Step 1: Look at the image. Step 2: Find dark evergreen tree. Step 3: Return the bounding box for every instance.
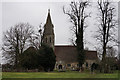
[20,47,38,69]
[37,44,56,72]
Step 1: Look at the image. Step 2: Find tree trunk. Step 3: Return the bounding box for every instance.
[77,20,85,70]
[15,34,19,69]
[102,42,107,73]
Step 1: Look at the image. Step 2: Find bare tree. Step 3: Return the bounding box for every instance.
[29,23,43,50]
[95,0,117,72]
[63,1,90,70]
[2,23,34,68]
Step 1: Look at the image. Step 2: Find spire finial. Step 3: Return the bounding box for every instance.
[48,9,50,13]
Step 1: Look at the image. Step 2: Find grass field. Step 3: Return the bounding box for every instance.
[2,71,118,78]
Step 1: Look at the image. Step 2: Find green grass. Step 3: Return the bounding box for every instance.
[2,71,119,78]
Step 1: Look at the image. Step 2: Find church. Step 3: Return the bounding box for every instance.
[42,9,98,70]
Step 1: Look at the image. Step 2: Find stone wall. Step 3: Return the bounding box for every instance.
[55,59,98,71]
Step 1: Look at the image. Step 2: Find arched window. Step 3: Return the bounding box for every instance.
[46,37,47,43]
[50,37,51,43]
[86,62,88,68]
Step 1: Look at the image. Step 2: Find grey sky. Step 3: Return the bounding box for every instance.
[2,2,101,51]
[2,1,119,49]
[2,2,71,44]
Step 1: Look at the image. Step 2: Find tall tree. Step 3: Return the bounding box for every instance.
[63,1,90,70]
[96,0,117,72]
[2,23,34,68]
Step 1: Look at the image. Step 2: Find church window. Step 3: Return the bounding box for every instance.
[86,62,88,68]
[50,37,51,43]
[46,38,47,43]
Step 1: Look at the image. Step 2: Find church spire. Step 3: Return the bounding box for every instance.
[48,9,50,13]
[43,9,54,35]
[43,9,55,49]
[46,9,52,25]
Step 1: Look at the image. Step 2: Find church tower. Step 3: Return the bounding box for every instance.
[43,9,55,49]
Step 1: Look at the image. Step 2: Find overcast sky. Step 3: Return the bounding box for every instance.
[2,1,98,49]
[0,0,119,63]
[1,1,118,48]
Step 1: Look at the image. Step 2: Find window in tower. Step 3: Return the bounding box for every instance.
[46,37,47,43]
[50,37,51,43]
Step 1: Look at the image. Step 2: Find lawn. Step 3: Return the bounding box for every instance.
[2,71,118,78]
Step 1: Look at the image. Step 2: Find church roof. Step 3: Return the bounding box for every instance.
[55,45,98,64]
[43,9,54,35]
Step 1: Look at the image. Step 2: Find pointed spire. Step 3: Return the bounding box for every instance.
[46,9,52,24]
[43,9,54,49]
[48,9,50,13]
[43,9,54,35]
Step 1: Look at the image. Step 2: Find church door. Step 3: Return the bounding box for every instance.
[58,64,62,69]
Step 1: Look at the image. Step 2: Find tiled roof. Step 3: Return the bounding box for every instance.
[55,45,98,63]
